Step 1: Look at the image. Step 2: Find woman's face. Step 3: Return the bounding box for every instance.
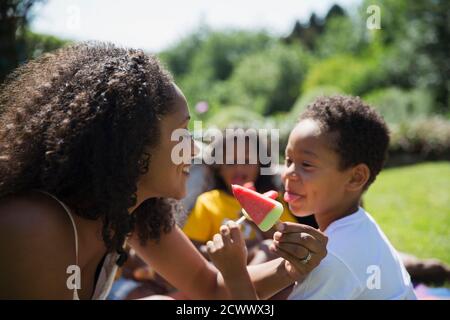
[137,84,196,200]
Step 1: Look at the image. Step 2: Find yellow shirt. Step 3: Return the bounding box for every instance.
[183,189,297,243]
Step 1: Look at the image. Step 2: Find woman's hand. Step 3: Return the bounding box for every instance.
[206,221,257,299]
[270,222,328,281]
[206,221,248,277]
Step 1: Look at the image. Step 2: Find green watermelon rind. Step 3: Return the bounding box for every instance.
[232,185,278,224]
[257,201,284,231]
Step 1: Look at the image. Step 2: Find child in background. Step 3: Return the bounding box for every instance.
[208,96,417,300]
[182,130,297,264]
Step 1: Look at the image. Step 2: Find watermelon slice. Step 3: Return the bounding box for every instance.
[242,181,278,200]
[231,184,283,232]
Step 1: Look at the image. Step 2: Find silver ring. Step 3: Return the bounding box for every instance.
[300,250,312,265]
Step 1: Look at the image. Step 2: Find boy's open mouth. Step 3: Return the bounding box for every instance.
[284,191,306,203]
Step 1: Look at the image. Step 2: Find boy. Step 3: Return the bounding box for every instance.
[208,95,417,300]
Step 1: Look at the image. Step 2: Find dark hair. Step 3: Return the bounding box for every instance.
[299,95,390,189]
[206,129,280,194]
[0,42,179,259]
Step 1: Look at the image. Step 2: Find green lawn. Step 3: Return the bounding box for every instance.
[364,162,450,265]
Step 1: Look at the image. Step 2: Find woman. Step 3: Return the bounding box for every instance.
[0,42,327,299]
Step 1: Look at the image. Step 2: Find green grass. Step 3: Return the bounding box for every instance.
[364,162,450,265]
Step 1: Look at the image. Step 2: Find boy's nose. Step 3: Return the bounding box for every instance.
[282,165,300,181]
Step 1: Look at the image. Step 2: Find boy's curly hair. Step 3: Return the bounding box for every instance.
[300,95,390,189]
[0,42,180,259]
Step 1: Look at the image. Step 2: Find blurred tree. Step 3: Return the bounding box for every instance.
[161,29,273,109]
[188,30,273,82]
[302,54,384,96]
[315,15,367,58]
[290,85,345,117]
[0,0,45,81]
[159,27,207,78]
[284,4,345,50]
[361,0,449,111]
[205,106,264,129]
[226,43,311,115]
[325,4,345,20]
[23,28,69,59]
[364,87,434,124]
[284,14,325,50]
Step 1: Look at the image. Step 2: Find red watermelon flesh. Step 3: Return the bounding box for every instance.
[231,184,279,225]
[263,190,279,200]
[242,181,278,200]
[243,181,256,191]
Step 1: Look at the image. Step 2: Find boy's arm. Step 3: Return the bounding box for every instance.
[251,222,328,299]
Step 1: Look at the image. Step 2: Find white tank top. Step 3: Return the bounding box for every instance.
[37,190,123,300]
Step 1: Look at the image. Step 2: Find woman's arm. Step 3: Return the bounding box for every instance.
[206,222,257,300]
[129,222,327,300]
[129,225,229,299]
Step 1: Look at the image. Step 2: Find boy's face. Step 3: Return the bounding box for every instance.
[282,119,353,217]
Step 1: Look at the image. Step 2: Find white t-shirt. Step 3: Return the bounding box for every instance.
[288,207,417,300]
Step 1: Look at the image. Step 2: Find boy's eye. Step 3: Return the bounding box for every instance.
[285,158,293,166]
[302,161,313,168]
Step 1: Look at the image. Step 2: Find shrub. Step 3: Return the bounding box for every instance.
[364,87,434,124]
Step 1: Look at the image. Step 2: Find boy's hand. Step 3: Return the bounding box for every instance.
[206,221,248,277]
[270,222,328,280]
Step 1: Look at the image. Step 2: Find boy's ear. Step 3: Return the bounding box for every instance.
[346,164,370,192]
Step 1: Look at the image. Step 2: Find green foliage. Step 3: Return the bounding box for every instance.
[23,29,70,60]
[188,30,273,82]
[159,31,205,77]
[301,54,383,96]
[315,15,366,58]
[361,0,449,111]
[290,85,345,117]
[204,106,264,129]
[389,116,450,157]
[160,29,274,109]
[225,43,311,115]
[364,87,434,124]
[157,0,448,118]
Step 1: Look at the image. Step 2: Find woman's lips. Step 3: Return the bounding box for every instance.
[284,191,305,203]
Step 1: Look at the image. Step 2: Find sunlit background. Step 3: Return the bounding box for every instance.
[1,0,449,279]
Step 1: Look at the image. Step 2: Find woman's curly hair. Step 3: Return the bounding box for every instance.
[0,42,180,260]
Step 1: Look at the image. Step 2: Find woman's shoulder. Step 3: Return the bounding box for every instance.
[0,191,74,237]
[0,191,77,263]
[0,191,79,298]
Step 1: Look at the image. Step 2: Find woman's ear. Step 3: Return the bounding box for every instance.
[346,164,370,192]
